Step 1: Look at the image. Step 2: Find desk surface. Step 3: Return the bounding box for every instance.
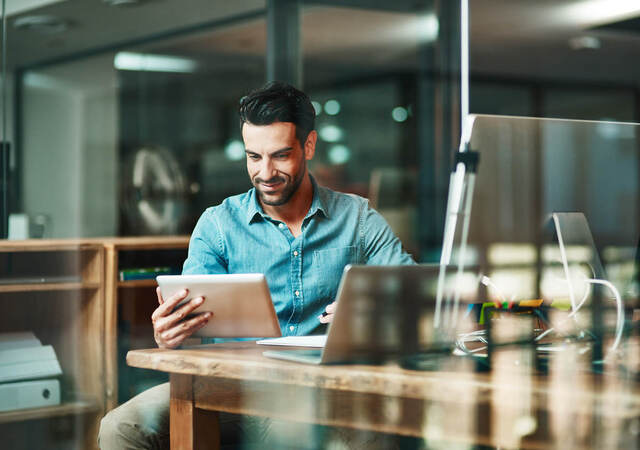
[128,342,511,402]
[127,341,637,401]
[127,341,640,449]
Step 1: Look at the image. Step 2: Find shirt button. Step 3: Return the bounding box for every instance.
[289,326,295,332]
[295,290,300,297]
[278,223,285,229]
[293,250,299,257]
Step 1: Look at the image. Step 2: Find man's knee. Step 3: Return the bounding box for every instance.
[97,383,170,450]
[98,407,130,449]
[99,406,166,449]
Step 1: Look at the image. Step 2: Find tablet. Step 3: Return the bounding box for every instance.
[156,274,281,338]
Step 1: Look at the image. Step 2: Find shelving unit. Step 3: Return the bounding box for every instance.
[0,282,101,293]
[0,236,190,447]
[101,236,189,408]
[116,279,160,288]
[0,240,105,450]
[0,400,100,424]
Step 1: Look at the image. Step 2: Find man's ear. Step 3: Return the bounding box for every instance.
[304,130,317,160]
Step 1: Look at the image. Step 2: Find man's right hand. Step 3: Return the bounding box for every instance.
[152,287,212,349]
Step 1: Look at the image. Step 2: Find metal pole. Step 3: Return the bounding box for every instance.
[266,0,301,88]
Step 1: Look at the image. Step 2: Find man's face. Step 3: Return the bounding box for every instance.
[242,121,315,207]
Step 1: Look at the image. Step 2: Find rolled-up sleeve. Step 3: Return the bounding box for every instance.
[361,201,416,266]
[182,208,229,275]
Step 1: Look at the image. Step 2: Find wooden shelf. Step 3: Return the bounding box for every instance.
[0,282,101,293]
[0,400,101,424]
[102,236,190,250]
[117,279,158,288]
[0,240,101,252]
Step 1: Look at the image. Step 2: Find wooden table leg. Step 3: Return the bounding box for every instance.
[170,374,220,450]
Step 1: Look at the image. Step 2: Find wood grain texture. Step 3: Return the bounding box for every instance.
[0,238,189,448]
[129,341,640,448]
[94,236,190,250]
[171,374,220,450]
[0,282,100,293]
[0,236,189,252]
[127,342,640,408]
[117,279,161,288]
[104,245,118,411]
[0,240,100,252]
[0,243,106,450]
[128,342,503,400]
[103,236,189,409]
[0,400,101,424]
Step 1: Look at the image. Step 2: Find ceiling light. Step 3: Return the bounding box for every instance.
[114,52,198,73]
[224,140,245,161]
[103,0,145,6]
[391,107,408,123]
[559,1,640,26]
[387,13,439,44]
[318,125,344,142]
[13,15,70,34]
[324,100,341,116]
[328,145,351,165]
[416,13,439,42]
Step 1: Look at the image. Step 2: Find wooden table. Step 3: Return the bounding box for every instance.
[127,341,640,450]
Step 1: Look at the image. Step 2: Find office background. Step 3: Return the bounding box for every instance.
[1,0,640,448]
[3,0,639,257]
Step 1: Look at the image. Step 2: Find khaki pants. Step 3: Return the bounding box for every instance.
[98,382,414,450]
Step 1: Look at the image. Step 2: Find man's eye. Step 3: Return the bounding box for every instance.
[275,153,289,159]
[248,154,260,161]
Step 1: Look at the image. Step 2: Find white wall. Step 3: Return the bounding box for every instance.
[22,55,118,238]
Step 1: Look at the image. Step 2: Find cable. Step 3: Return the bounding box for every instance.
[534,274,624,360]
[480,275,506,304]
[589,278,624,359]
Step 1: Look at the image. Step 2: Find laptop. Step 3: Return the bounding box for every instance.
[262,264,447,364]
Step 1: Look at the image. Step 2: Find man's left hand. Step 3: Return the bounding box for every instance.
[318,301,336,323]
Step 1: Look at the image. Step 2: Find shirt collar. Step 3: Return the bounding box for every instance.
[306,174,330,220]
[246,188,264,224]
[245,173,329,225]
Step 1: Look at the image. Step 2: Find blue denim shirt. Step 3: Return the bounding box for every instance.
[183,176,415,339]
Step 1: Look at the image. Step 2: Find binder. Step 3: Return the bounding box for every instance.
[0,378,61,412]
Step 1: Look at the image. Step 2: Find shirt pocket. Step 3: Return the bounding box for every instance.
[312,246,358,301]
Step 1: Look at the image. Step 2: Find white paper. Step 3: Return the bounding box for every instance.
[256,335,327,348]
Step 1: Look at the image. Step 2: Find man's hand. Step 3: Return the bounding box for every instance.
[318,301,336,324]
[152,287,212,349]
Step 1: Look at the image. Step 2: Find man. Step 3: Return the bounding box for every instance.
[99,81,415,449]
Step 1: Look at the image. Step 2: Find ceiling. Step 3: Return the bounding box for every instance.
[5,0,640,86]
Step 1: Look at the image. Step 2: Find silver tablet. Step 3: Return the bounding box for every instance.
[156,274,281,338]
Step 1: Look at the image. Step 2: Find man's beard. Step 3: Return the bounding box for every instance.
[254,160,306,207]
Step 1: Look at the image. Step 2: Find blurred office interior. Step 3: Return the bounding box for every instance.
[1,0,640,448]
[2,0,638,256]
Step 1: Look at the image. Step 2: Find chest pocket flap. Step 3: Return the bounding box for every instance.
[312,246,358,300]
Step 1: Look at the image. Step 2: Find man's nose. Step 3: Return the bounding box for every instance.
[258,159,276,179]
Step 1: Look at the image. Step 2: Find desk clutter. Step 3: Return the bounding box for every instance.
[0,331,62,412]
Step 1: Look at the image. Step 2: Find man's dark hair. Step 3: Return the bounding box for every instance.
[239,81,315,146]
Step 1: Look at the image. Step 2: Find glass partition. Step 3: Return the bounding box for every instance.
[442,115,640,366]
[0,2,267,449]
[0,1,464,448]
[469,1,640,123]
[2,0,640,449]
[302,2,462,260]
[460,114,639,298]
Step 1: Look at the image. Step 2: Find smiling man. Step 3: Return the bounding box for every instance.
[99,81,415,449]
